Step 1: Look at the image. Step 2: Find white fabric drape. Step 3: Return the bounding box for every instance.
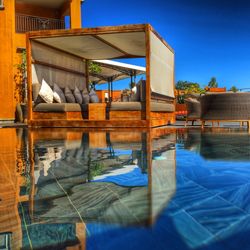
[31,41,86,90]
[150,31,174,98]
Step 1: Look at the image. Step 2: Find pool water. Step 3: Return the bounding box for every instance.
[0,127,249,250]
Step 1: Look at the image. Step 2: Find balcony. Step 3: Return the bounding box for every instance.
[16,14,65,33]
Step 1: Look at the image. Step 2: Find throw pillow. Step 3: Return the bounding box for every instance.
[64,87,76,103]
[89,89,99,103]
[130,84,140,101]
[82,88,90,104]
[38,79,54,103]
[74,86,83,104]
[53,83,66,103]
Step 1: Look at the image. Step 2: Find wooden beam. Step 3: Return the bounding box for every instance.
[26,33,33,122]
[85,59,89,91]
[27,24,147,39]
[92,35,129,57]
[32,40,86,60]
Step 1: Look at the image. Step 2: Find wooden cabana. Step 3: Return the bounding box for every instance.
[26,24,175,128]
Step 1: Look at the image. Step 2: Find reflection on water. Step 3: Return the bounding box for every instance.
[0,128,250,249]
[0,128,176,249]
[182,129,250,161]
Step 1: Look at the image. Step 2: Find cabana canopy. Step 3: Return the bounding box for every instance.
[28,24,174,97]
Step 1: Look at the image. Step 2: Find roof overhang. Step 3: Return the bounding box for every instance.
[16,0,68,8]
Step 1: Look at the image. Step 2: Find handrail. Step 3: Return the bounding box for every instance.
[16,13,65,33]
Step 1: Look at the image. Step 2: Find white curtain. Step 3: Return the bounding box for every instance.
[150,31,174,98]
[31,41,86,90]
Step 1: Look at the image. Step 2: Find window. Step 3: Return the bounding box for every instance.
[0,0,4,10]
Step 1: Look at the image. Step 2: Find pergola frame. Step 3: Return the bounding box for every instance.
[26,24,175,128]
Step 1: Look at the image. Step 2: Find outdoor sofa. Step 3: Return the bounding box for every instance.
[185,92,250,129]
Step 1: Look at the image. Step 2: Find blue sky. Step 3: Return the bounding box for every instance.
[81,0,250,90]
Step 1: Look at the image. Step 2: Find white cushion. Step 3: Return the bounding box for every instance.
[53,83,66,103]
[74,86,83,104]
[39,79,53,103]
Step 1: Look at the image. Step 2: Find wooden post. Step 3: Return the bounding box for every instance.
[145,25,151,127]
[85,59,89,91]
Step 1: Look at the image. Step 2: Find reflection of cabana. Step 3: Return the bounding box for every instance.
[27,24,175,128]
[27,128,176,228]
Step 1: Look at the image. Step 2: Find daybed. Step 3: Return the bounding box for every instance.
[26,24,176,128]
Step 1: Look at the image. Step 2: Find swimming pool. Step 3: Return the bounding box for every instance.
[0,127,249,249]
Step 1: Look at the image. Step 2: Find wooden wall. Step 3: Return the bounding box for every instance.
[70,0,82,28]
[0,0,82,121]
[0,0,15,121]
[15,2,61,19]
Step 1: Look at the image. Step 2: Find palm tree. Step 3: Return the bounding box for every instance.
[208,77,218,88]
[229,86,238,92]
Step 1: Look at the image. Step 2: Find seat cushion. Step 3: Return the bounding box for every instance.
[108,102,174,112]
[108,102,142,111]
[34,103,88,112]
[151,102,175,112]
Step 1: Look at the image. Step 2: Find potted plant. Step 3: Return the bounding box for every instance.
[14,50,27,123]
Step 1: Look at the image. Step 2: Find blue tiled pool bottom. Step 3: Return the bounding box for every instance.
[85,131,250,250]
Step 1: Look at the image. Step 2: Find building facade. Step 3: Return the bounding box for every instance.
[0,0,82,122]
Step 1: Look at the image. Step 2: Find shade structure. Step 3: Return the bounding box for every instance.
[27,24,176,128]
[90,60,146,84]
[28,24,174,96]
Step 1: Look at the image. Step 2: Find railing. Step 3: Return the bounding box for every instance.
[16,14,65,33]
